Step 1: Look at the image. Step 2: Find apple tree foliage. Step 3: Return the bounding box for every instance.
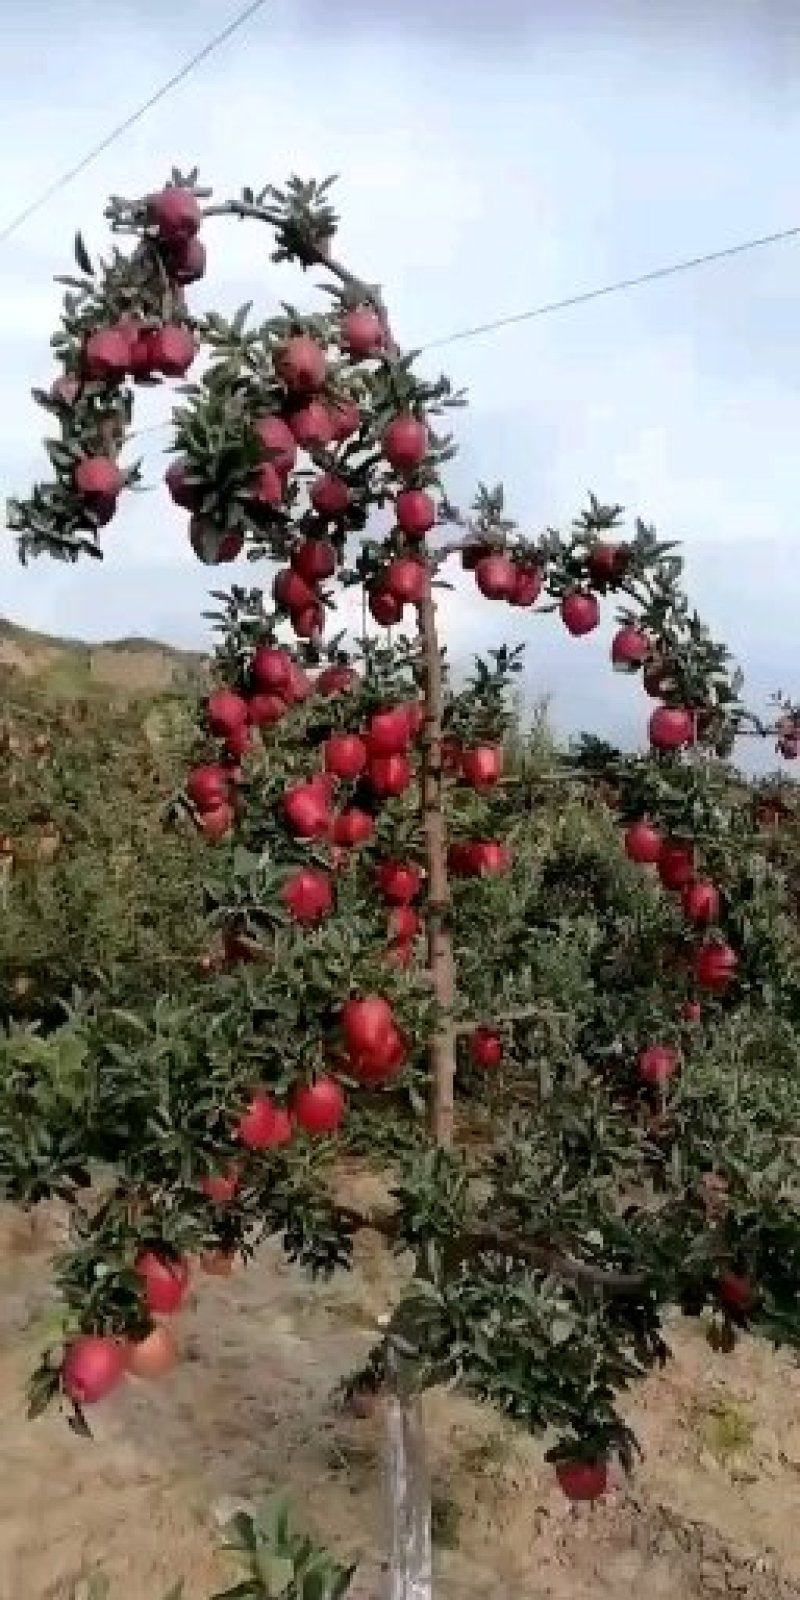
[3,169,800,1491]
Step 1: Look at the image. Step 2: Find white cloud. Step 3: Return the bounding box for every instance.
[0,4,798,753]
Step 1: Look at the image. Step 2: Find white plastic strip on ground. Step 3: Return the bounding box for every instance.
[386,1388,433,1600]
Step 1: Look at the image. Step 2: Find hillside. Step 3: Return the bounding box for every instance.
[0,616,207,701]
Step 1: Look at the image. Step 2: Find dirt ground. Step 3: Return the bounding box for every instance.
[1,1182,799,1600]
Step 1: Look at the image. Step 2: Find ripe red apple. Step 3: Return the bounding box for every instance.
[206,689,249,739]
[369,588,404,626]
[248,693,288,728]
[509,564,543,607]
[649,705,694,751]
[310,473,351,517]
[317,663,358,696]
[396,488,436,539]
[274,567,317,613]
[342,306,385,359]
[147,186,201,241]
[611,625,649,672]
[471,840,512,875]
[198,801,235,841]
[292,1076,345,1135]
[401,700,425,739]
[249,461,284,513]
[460,745,503,790]
[200,1168,239,1205]
[624,820,662,865]
[189,518,244,565]
[638,1044,679,1086]
[83,326,131,382]
[324,733,367,780]
[164,234,206,285]
[342,996,395,1057]
[135,1251,190,1316]
[389,906,422,940]
[285,659,312,704]
[62,1335,126,1406]
[282,866,334,925]
[126,1323,178,1380]
[682,879,720,925]
[376,860,422,904]
[187,763,230,811]
[277,334,326,393]
[287,399,333,449]
[369,752,413,795]
[382,414,428,472]
[469,1027,503,1069]
[657,840,695,891]
[718,1270,756,1316]
[236,1091,293,1149]
[328,397,361,440]
[251,645,291,695]
[778,734,799,760]
[254,414,298,474]
[347,1024,407,1084]
[587,542,630,586]
[368,707,412,757]
[225,716,251,758]
[74,456,123,499]
[555,1459,608,1503]
[475,553,516,601]
[283,782,331,839]
[148,325,196,377]
[291,602,324,640]
[681,1000,702,1023]
[560,591,600,636]
[292,537,336,585]
[126,328,157,381]
[693,940,738,992]
[384,940,414,969]
[332,808,375,847]
[165,458,202,510]
[385,557,429,606]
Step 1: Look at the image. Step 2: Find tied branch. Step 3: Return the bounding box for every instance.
[202,200,389,318]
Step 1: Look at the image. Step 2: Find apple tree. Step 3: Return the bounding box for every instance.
[4,170,800,1510]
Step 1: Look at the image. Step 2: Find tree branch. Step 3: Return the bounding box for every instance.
[452,1002,569,1037]
[335,1203,648,1296]
[418,586,458,1148]
[202,201,386,310]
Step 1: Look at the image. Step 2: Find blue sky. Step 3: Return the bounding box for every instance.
[0,0,798,765]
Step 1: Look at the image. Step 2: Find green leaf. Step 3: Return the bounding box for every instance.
[255,1553,295,1596]
[74,231,94,275]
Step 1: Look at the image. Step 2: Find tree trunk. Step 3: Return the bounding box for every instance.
[418,587,457,1148]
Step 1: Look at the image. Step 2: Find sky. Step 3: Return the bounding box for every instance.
[0,0,798,767]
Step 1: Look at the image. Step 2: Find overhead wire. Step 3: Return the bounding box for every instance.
[421,221,800,351]
[123,217,800,448]
[0,1,798,440]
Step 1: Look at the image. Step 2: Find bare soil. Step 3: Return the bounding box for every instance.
[1,1185,799,1600]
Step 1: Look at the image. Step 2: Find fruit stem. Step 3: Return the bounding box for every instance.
[418,586,457,1148]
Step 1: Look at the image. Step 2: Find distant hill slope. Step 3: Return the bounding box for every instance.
[0,617,207,701]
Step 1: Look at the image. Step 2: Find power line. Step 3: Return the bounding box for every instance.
[125,215,800,448]
[0,0,269,248]
[420,221,800,351]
